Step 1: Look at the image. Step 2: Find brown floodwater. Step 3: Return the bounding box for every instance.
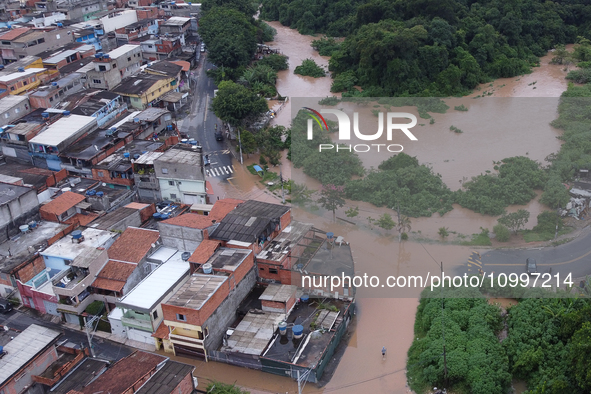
[202,23,573,394]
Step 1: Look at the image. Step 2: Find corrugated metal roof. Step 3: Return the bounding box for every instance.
[117,251,189,311]
[0,324,61,385]
[29,114,96,146]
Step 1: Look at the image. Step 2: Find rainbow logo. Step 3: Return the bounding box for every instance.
[303,107,328,131]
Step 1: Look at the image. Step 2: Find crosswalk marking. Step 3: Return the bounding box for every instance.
[467,251,483,272]
[206,165,235,178]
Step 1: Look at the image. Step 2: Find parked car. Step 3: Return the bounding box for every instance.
[0,298,13,314]
[200,43,206,52]
[203,154,210,166]
[526,258,538,275]
[215,131,224,141]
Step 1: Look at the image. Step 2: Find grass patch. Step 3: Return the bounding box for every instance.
[521,227,573,243]
[461,228,492,246]
[454,104,468,111]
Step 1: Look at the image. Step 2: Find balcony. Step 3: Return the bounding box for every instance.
[56,292,94,315]
[169,333,204,348]
[121,316,153,332]
[52,268,92,298]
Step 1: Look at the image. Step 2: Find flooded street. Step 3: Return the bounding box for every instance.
[207,21,573,394]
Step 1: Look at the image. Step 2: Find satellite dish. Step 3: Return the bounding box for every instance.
[151,243,156,248]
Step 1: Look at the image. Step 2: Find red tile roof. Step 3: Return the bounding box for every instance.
[125,202,150,210]
[64,212,99,226]
[40,192,86,216]
[209,198,243,220]
[152,322,169,339]
[107,227,160,263]
[81,351,167,394]
[161,213,217,229]
[0,27,30,41]
[170,60,190,72]
[187,239,220,265]
[92,260,136,292]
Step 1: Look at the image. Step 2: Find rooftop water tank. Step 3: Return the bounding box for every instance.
[301,295,309,303]
[86,189,96,196]
[327,232,334,239]
[19,225,29,234]
[63,111,70,116]
[52,82,58,86]
[29,221,37,229]
[181,252,191,261]
[72,230,83,239]
[190,140,197,145]
[181,139,188,143]
[133,118,140,123]
[61,187,71,192]
[96,191,104,197]
[160,213,169,220]
[278,322,287,336]
[0,65,4,70]
[153,212,161,219]
[123,152,130,158]
[292,325,304,339]
[18,67,25,72]
[202,263,212,274]
[57,23,63,27]
[133,154,140,160]
[167,125,173,130]
[41,112,49,118]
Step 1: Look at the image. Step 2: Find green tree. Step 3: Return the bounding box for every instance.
[569,322,591,392]
[201,0,256,16]
[551,45,570,65]
[211,81,268,127]
[290,182,314,206]
[345,206,359,218]
[237,129,257,155]
[205,381,250,394]
[540,176,570,209]
[493,223,510,242]
[376,213,395,230]
[198,7,257,69]
[318,184,346,221]
[396,215,412,242]
[497,209,530,233]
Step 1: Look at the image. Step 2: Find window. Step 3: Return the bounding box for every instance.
[97,171,104,177]
[93,79,101,84]
[56,34,60,39]
[31,77,35,82]
[203,327,209,338]
[153,310,158,319]
[3,113,8,119]
[98,65,106,71]
[161,168,168,174]
[49,97,54,102]
[23,81,27,86]
[168,180,174,186]
[128,57,131,61]
[170,193,177,199]
[1,41,10,45]
[38,38,45,44]
[14,108,19,114]
[259,267,265,271]
[10,87,14,91]
[19,55,25,59]
[176,313,186,321]
[269,268,278,274]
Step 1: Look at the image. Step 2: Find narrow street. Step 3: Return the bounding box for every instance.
[0,309,132,361]
[181,54,236,185]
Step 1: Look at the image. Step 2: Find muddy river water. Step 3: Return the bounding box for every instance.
[205,22,571,393]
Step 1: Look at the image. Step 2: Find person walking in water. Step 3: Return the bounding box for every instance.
[382,346,387,359]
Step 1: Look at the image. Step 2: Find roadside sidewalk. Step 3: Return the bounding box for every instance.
[62,322,155,352]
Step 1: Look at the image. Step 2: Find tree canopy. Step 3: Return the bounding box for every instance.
[261,0,591,96]
[211,81,269,127]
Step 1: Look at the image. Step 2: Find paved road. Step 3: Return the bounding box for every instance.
[453,226,591,285]
[0,309,132,361]
[181,54,235,183]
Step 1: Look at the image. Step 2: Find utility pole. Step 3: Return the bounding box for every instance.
[84,315,98,358]
[280,164,285,204]
[297,370,302,394]
[237,127,243,165]
[441,261,448,389]
[396,203,402,242]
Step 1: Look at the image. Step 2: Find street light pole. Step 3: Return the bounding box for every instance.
[280,164,285,204]
[237,127,243,165]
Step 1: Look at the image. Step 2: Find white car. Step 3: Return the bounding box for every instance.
[200,43,205,52]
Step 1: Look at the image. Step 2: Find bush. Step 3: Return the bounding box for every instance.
[311,36,341,56]
[331,70,357,92]
[257,54,288,71]
[566,68,591,84]
[533,211,563,233]
[259,155,267,166]
[401,232,408,240]
[438,227,449,238]
[85,301,105,316]
[318,96,340,105]
[493,224,510,242]
[294,59,326,77]
[454,104,468,111]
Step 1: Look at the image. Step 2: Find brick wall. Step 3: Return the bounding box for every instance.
[227,251,253,287]
[46,169,68,188]
[162,280,230,327]
[91,168,134,187]
[138,203,156,223]
[15,255,45,283]
[171,369,194,394]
